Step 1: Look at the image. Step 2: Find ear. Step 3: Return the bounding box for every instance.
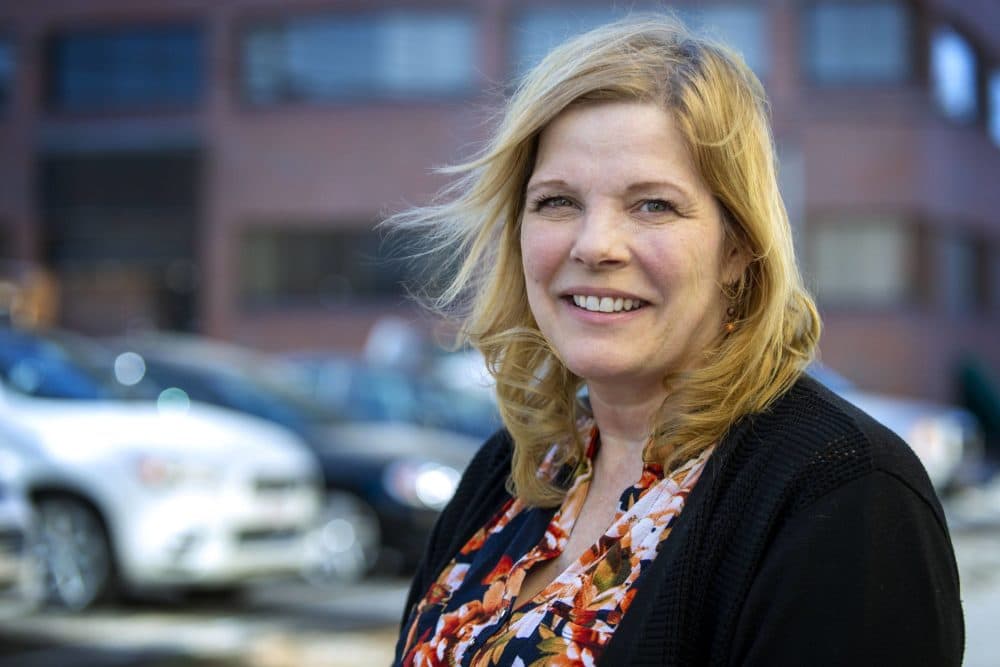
[714,199,751,285]
[720,235,750,286]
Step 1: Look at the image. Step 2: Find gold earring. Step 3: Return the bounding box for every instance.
[724,306,736,334]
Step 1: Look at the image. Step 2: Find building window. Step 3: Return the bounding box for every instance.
[40,150,199,265]
[679,6,767,75]
[931,26,979,122]
[0,35,12,111]
[46,25,203,112]
[939,234,984,314]
[804,1,912,84]
[242,11,476,104]
[240,226,415,307]
[510,7,633,75]
[987,70,1000,146]
[510,5,766,77]
[809,216,914,306]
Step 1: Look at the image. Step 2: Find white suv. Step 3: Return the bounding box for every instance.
[0,328,322,609]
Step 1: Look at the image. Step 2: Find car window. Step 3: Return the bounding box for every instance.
[138,352,340,436]
[0,332,109,399]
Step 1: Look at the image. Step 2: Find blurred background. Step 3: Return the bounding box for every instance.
[0,0,998,665]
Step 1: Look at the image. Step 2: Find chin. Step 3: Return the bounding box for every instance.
[561,355,646,385]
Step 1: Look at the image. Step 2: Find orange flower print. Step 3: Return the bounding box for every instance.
[461,499,518,555]
[483,554,514,584]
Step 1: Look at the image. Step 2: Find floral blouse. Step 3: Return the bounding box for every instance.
[398,421,713,667]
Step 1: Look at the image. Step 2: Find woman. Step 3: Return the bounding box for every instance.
[390,16,963,666]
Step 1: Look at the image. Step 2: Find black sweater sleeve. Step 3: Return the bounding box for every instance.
[730,470,964,667]
[393,430,514,664]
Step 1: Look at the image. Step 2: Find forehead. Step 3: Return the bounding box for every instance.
[530,101,703,191]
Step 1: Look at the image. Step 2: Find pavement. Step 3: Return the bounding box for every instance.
[944,478,1000,667]
[0,578,408,667]
[950,522,1000,667]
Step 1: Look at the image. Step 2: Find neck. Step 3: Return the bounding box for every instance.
[586,379,668,459]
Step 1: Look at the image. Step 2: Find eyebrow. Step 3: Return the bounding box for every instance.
[524,178,695,199]
[524,178,572,196]
[623,180,695,199]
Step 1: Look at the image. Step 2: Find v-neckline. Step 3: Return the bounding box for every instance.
[509,428,680,614]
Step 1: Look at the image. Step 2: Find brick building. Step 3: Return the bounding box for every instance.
[0,0,998,401]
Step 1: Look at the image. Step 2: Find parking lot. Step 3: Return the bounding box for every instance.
[1,509,999,667]
[0,577,408,667]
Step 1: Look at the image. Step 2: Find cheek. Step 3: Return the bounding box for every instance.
[673,241,728,319]
[520,222,565,286]
[652,227,726,287]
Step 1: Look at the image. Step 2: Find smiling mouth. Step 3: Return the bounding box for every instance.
[568,294,647,313]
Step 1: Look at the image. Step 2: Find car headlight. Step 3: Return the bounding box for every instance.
[133,454,219,489]
[906,416,965,489]
[383,460,461,511]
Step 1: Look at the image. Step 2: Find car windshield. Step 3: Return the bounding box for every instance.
[0,329,123,400]
[286,355,501,439]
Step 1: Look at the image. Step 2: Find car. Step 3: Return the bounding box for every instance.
[810,365,983,491]
[0,478,29,597]
[282,352,502,441]
[108,333,480,577]
[0,327,323,609]
[0,423,42,605]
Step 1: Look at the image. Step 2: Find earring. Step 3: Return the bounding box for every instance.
[724,306,736,334]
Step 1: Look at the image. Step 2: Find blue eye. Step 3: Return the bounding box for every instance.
[639,199,674,213]
[536,196,573,209]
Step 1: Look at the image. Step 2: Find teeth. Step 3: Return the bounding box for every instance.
[570,295,642,313]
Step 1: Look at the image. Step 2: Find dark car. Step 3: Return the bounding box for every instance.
[283,353,501,441]
[107,333,479,576]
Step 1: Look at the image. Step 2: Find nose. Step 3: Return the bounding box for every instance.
[569,207,629,269]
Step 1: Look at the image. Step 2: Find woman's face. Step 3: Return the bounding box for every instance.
[520,101,743,397]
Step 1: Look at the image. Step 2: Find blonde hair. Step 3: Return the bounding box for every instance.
[388,16,821,507]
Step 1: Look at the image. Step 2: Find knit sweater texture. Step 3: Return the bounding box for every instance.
[395,375,964,666]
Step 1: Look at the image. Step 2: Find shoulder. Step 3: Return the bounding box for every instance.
[460,428,514,491]
[431,428,514,547]
[714,376,962,662]
[720,373,946,526]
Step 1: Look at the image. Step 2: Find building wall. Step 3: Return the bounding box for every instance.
[0,0,998,400]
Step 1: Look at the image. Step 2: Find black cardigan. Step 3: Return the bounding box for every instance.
[395,375,964,666]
